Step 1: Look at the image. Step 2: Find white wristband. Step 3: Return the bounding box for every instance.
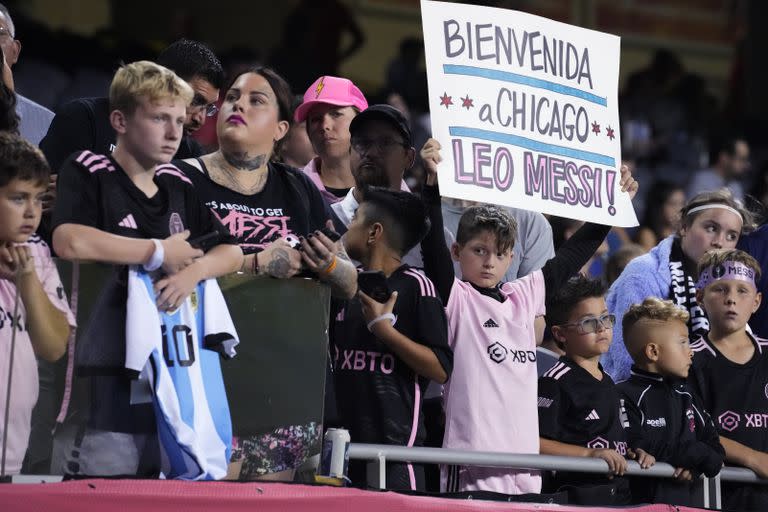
[143,239,164,271]
[367,313,396,333]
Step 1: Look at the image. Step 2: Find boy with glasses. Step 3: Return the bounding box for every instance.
[618,297,723,506]
[538,275,654,505]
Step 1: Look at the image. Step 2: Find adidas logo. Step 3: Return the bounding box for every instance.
[118,214,137,229]
[585,409,600,421]
[483,318,499,328]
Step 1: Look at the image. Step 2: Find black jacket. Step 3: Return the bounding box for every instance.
[617,366,724,505]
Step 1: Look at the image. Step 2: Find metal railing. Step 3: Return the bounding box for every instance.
[349,443,768,509]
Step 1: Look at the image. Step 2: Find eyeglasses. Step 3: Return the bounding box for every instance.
[190,94,219,117]
[351,137,408,154]
[558,314,616,334]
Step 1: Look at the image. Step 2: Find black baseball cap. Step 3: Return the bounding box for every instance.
[349,104,412,147]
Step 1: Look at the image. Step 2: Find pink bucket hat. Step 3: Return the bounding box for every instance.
[294,76,368,122]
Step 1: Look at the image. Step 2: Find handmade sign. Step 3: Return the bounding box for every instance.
[421,0,637,226]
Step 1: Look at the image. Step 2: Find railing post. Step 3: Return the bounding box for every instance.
[365,452,388,490]
[714,472,722,510]
[378,452,387,490]
[702,476,710,509]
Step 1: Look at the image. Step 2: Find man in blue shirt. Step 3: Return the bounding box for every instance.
[0,3,54,146]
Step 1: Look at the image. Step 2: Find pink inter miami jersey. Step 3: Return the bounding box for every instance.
[441,271,545,494]
[0,236,75,474]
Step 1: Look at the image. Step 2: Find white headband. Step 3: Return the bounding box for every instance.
[686,203,743,223]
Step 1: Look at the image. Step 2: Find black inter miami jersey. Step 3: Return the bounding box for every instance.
[690,334,768,511]
[689,334,768,453]
[538,357,629,453]
[53,150,233,243]
[51,150,234,438]
[538,357,630,502]
[331,264,452,489]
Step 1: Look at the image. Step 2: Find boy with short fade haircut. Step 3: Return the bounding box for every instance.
[538,275,655,506]
[689,249,768,511]
[417,139,639,497]
[333,186,452,491]
[51,61,242,477]
[0,132,75,475]
[618,297,724,506]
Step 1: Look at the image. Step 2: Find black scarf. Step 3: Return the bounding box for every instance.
[668,238,709,338]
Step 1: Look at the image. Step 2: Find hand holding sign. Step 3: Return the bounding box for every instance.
[420,138,443,186]
[421,0,637,226]
[618,163,639,201]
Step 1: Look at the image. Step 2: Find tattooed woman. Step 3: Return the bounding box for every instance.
[174,67,356,480]
[176,67,355,292]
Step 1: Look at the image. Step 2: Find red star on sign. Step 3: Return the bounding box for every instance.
[461,95,474,109]
[439,92,453,109]
[591,121,601,135]
[606,126,615,140]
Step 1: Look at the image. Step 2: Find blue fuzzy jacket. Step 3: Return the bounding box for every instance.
[603,236,676,382]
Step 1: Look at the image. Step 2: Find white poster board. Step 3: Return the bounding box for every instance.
[421,0,637,226]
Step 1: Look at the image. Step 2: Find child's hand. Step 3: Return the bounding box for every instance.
[420,138,442,186]
[358,290,398,336]
[0,242,34,281]
[589,448,628,476]
[672,467,694,481]
[154,263,202,312]
[628,447,655,469]
[619,163,639,200]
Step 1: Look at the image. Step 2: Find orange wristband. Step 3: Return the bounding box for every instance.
[322,255,338,274]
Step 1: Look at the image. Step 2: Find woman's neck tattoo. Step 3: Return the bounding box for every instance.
[223,151,267,171]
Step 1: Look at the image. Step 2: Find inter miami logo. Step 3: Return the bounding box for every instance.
[168,213,184,235]
[719,410,741,432]
[587,437,609,449]
[713,264,726,279]
[487,342,508,363]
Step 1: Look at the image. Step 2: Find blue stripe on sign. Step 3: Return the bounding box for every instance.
[449,126,616,167]
[443,64,607,107]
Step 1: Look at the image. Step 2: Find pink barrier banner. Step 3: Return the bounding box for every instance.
[0,480,708,512]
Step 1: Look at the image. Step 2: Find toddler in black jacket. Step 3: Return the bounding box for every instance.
[617,297,724,506]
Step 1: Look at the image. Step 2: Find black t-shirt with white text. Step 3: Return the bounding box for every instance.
[175,159,338,254]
